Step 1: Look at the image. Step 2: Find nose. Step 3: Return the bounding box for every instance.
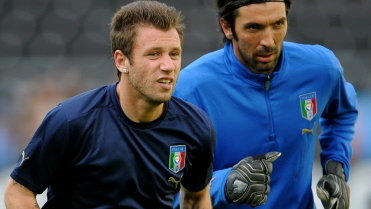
[160,55,176,72]
[259,28,275,48]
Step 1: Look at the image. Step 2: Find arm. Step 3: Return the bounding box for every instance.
[180,184,212,209]
[4,178,40,209]
[316,52,356,209]
[318,51,358,179]
[173,168,230,209]
[5,106,71,209]
[319,81,357,179]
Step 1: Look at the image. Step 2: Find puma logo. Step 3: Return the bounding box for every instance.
[19,151,30,166]
[301,128,313,134]
[168,177,181,188]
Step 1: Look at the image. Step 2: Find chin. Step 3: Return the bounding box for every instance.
[150,95,172,104]
[255,64,276,73]
[255,68,274,74]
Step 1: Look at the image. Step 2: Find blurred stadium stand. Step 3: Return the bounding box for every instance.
[0,0,370,208]
[0,0,369,87]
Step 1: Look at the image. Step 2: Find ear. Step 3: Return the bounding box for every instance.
[113,50,129,73]
[219,18,233,40]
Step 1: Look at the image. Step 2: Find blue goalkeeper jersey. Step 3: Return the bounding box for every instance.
[173,41,358,209]
[11,83,215,209]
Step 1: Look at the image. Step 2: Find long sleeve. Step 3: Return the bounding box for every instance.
[319,78,358,180]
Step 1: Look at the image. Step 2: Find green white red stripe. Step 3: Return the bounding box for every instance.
[299,92,317,120]
[169,145,186,173]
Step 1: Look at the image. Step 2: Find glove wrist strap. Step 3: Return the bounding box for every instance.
[325,160,345,180]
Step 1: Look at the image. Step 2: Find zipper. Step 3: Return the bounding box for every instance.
[264,74,275,141]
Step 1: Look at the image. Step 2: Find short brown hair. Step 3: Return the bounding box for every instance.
[110,1,185,78]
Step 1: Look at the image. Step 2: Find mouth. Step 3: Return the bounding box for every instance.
[256,53,274,63]
[158,78,172,84]
[157,78,173,90]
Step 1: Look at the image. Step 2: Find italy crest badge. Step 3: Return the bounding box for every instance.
[169,145,186,173]
[299,92,317,120]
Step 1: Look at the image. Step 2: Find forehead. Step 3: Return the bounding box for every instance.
[236,2,286,23]
[134,25,181,51]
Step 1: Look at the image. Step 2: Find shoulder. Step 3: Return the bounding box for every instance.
[283,42,344,76]
[167,97,216,148]
[284,42,341,68]
[169,97,214,130]
[285,42,334,56]
[57,84,113,121]
[175,48,225,98]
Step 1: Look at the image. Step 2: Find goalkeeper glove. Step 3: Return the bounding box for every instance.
[225,151,281,207]
[316,160,350,209]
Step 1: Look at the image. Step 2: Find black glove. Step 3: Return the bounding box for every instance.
[225,151,281,207]
[316,160,350,209]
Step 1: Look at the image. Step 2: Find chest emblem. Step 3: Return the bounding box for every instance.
[169,145,186,173]
[299,92,317,120]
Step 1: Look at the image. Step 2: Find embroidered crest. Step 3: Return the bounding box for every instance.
[299,92,317,120]
[169,145,186,173]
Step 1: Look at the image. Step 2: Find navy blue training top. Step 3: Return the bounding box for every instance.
[10,83,215,209]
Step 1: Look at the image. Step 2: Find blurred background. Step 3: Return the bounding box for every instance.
[0,0,370,208]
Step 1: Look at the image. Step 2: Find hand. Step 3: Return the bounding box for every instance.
[225,151,281,207]
[316,160,350,209]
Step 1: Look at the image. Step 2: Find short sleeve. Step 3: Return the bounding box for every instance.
[181,117,216,192]
[10,105,71,194]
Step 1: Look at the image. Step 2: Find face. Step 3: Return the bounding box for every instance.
[124,26,182,104]
[222,2,287,74]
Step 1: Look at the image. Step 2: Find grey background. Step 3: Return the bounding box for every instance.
[0,0,370,208]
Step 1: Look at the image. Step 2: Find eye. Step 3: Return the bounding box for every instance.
[273,19,286,28]
[149,51,160,56]
[170,51,181,59]
[147,51,161,59]
[245,23,261,31]
[275,21,283,27]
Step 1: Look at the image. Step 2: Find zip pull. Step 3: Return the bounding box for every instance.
[265,74,271,90]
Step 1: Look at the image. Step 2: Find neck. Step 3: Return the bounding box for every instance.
[116,82,164,123]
